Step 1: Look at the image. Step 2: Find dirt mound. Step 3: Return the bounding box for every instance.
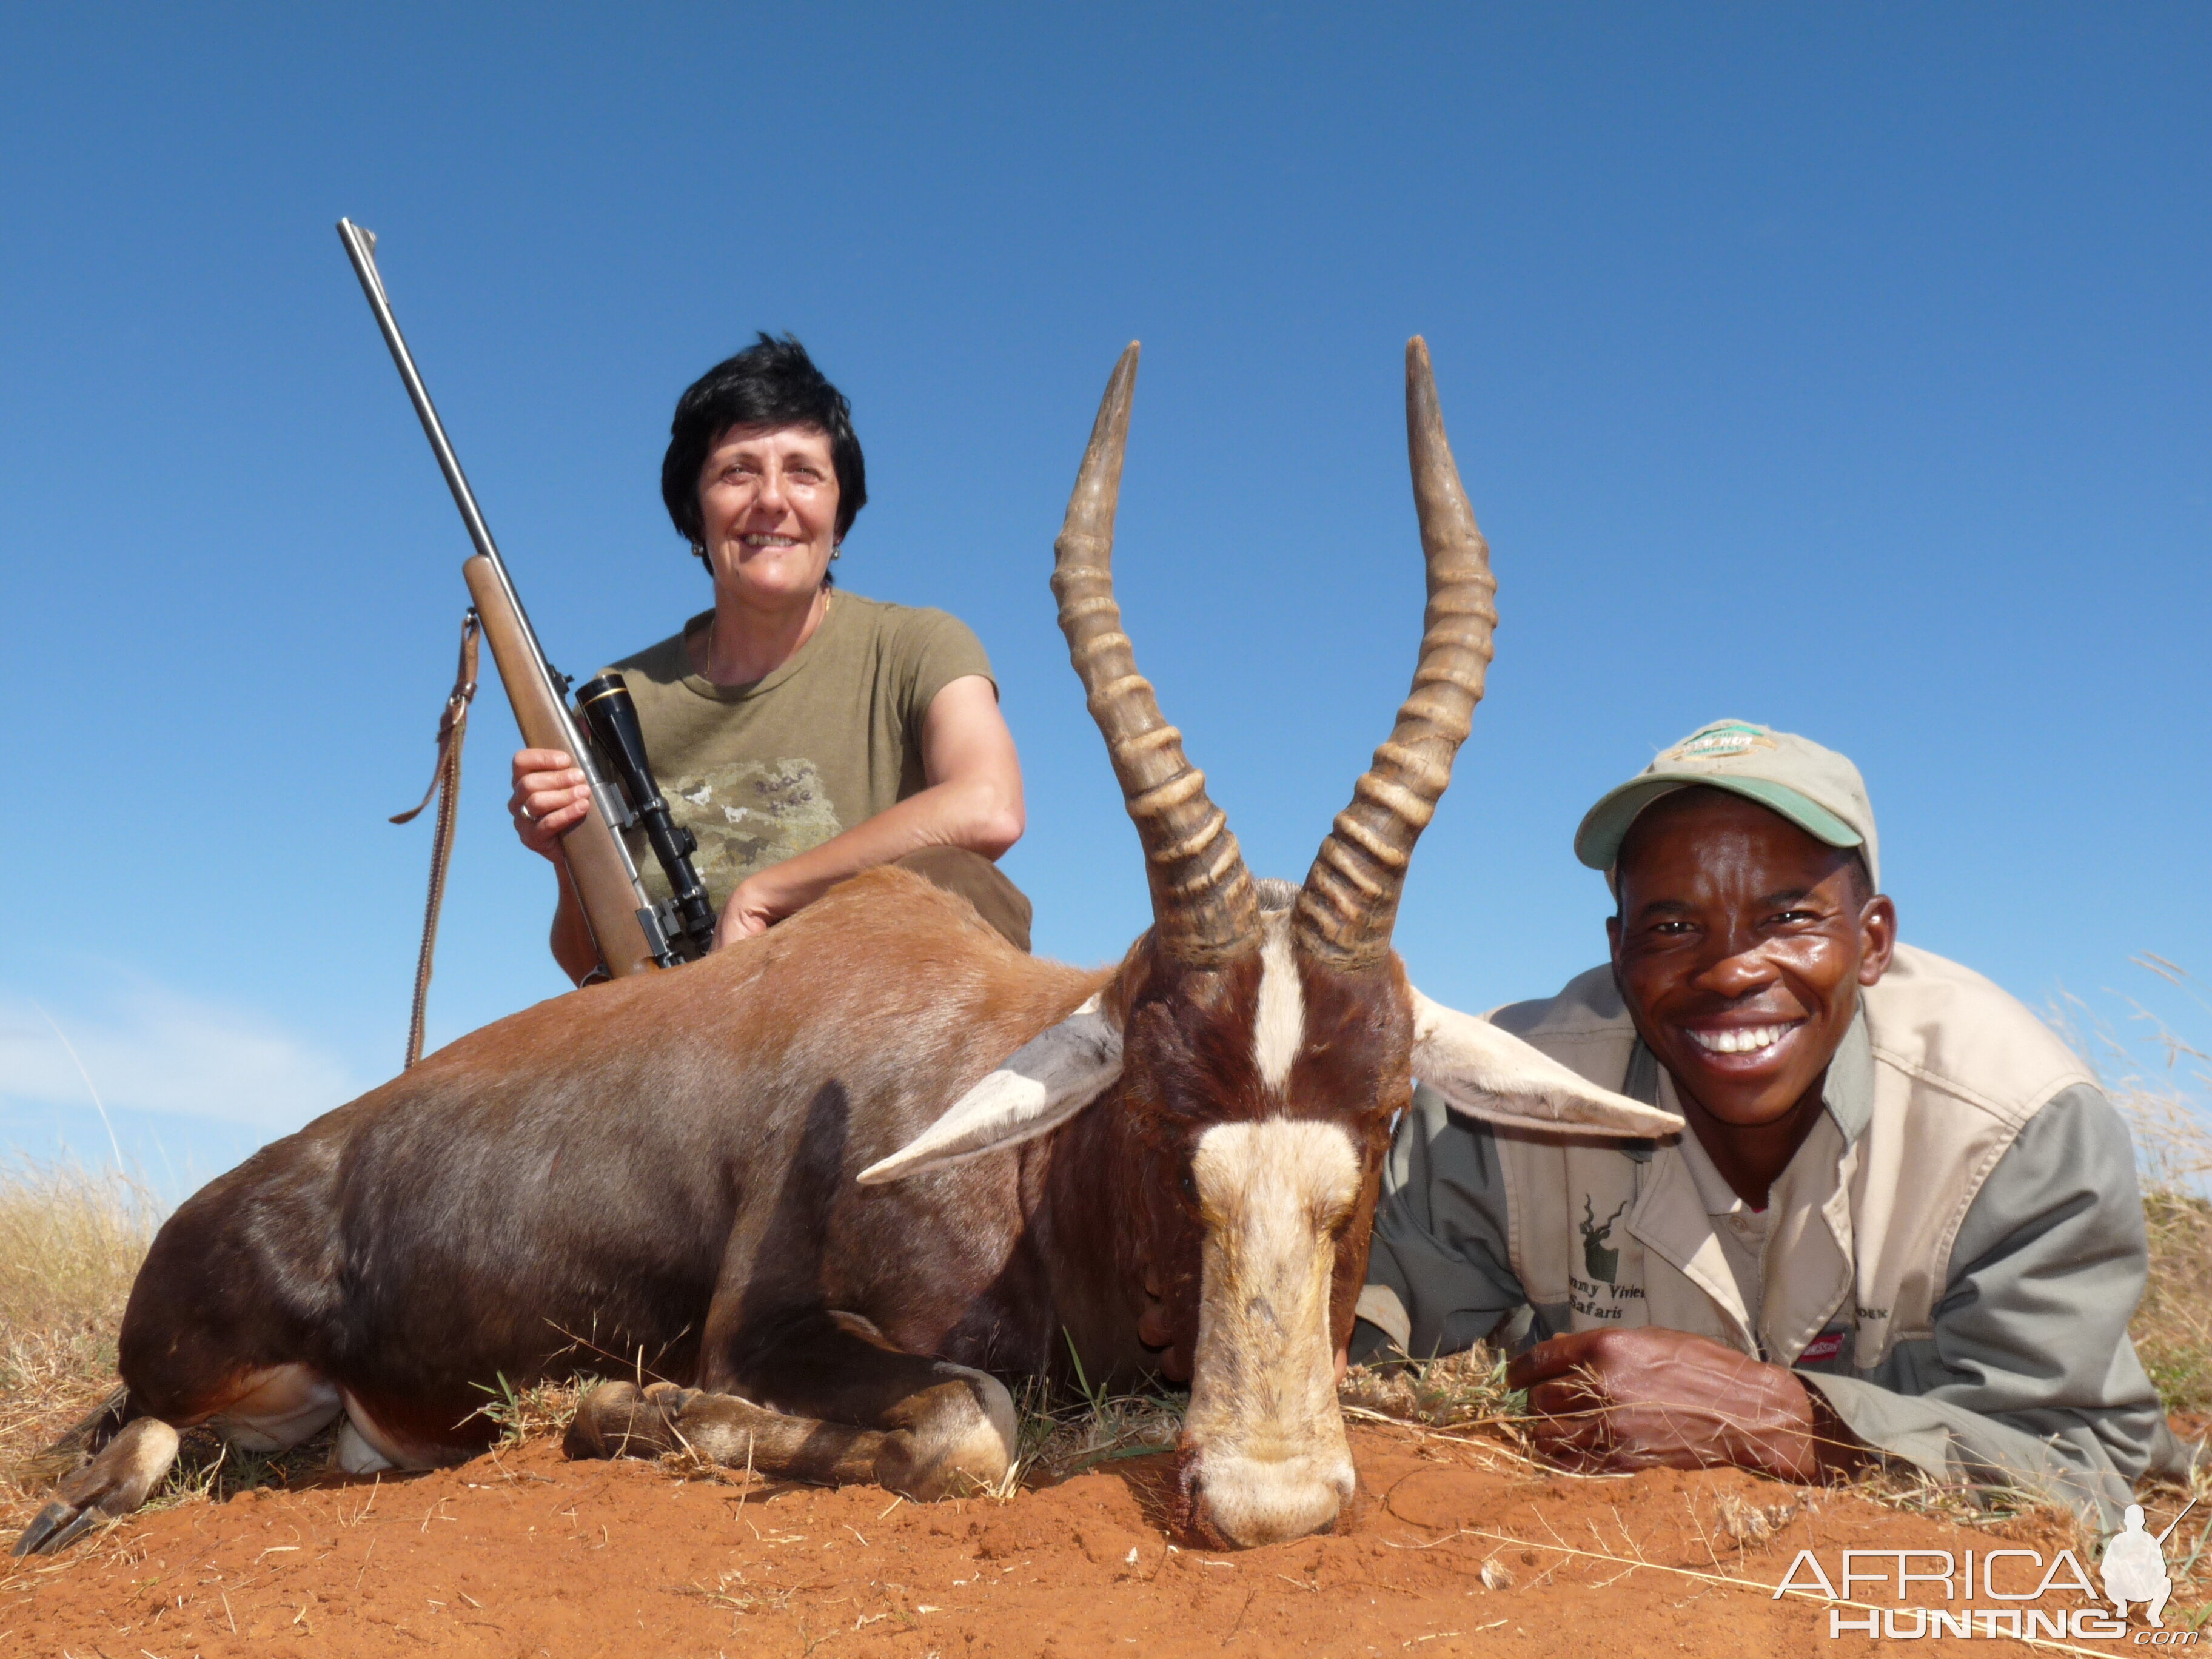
[3,1421,2140,1658]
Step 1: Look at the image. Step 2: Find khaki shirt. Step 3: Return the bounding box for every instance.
[1356,944,2191,1522]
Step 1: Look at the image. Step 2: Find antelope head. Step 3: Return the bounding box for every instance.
[863,341,1680,1547]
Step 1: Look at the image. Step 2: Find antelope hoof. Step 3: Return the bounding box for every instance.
[565,1380,702,1460]
[874,1373,1017,1500]
[12,1418,180,1555]
[566,1381,662,1460]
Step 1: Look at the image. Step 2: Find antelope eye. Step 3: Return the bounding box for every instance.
[1178,1168,1198,1204]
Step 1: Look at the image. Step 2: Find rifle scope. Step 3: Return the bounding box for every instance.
[575,674,718,959]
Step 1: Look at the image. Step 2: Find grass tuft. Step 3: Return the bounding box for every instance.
[1007,1366,1185,1494]
[464,1371,591,1449]
[1339,1343,1521,1429]
[0,1159,159,1509]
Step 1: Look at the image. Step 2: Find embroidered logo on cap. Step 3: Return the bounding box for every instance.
[1664,720,1775,762]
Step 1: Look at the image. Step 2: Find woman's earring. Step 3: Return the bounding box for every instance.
[831,544,842,561]
[689,542,706,560]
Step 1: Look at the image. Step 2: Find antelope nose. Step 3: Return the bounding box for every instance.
[1188,1449,1355,1547]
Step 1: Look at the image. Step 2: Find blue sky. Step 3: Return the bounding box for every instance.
[3,4,2207,1190]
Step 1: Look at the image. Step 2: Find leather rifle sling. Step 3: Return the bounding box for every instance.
[390,609,482,1068]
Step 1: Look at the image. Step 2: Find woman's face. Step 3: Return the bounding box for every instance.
[695,423,841,607]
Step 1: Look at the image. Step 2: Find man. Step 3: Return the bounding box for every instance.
[1354,719,2191,1522]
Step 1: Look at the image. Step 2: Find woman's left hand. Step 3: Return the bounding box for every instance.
[714,874,789,948]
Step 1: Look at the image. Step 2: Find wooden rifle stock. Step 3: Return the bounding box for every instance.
[464,556,661,979]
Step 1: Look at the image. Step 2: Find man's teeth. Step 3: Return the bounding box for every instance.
[1686,1024,1795,1056]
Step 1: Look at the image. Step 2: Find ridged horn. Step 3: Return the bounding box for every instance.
[1051,343,1261,965]
[1293,338,1497,969]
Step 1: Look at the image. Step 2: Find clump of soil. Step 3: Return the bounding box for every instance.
[5,1419,2183,1658]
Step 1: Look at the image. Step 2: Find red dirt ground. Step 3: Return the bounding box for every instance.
[7,1422,2182,1659]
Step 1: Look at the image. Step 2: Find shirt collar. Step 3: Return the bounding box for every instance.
[1820,999,1875,1143]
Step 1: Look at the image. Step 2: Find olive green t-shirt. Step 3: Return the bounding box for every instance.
[597,592,994,912]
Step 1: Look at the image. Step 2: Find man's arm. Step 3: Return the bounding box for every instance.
[1498,1090,2185,1512]
[1353,1083,1532,1361]
[1364,1073,2182,1515]
[1356,1085,1846,1478]
[1795,1083,2187,1523]
[714,674,1024,945]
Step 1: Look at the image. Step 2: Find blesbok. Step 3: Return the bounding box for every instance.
[16,340,1677,1558]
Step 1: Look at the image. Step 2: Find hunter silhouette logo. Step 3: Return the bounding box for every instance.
[1580,1195,1629,1282]
[2104,1498,2195,1628]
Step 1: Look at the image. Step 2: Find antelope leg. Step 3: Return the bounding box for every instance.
[13,1418,181,1557]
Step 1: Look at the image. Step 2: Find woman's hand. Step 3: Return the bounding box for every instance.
[714,872,792,947]
[509,748,591,859]
[1504,1327,1835,1481]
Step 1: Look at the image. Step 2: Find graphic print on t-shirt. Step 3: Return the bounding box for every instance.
[660,757,844,900]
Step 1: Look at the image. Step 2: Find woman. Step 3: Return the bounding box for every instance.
[508,335,1027,984]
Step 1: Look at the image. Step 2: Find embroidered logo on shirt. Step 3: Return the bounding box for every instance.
[1580,1195,1629,1283]
[1797,1327,1849,1365]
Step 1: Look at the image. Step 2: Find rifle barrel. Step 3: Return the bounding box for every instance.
[2155,1496,2199,1547]
[335,219,549,683]
[337,217,666,974]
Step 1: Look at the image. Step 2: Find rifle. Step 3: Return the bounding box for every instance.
[336,218,716,984]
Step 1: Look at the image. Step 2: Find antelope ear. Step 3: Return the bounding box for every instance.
[1409,988,1682,1138]
[857,993,1124,1184]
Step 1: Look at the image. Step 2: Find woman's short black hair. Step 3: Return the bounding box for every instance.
[660,333,867,561]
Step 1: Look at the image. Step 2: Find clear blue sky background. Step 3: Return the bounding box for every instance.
[3,4,2207,1192]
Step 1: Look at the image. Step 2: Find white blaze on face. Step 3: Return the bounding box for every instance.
[1250,911,1305,1092]
[1181,1118,1360,1547]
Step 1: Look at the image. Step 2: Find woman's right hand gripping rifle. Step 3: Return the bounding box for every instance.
[509,748,592,859]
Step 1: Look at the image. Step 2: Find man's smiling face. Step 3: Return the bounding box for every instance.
[1607,788,1895,1129]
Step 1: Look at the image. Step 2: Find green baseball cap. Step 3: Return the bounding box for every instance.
[1574,719,1880,889]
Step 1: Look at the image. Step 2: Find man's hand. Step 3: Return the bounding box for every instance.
[509,748,591,859]
[1505,1327,1837,1482]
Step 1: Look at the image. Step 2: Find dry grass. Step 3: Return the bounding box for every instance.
[2054,958,2212,1423]
[0,1161,158,1496]
[461,1371,590,1450]
[2139,1188,2212,1417]
[1008,1344,1185,1492]
[1339,1342,1520,1430]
